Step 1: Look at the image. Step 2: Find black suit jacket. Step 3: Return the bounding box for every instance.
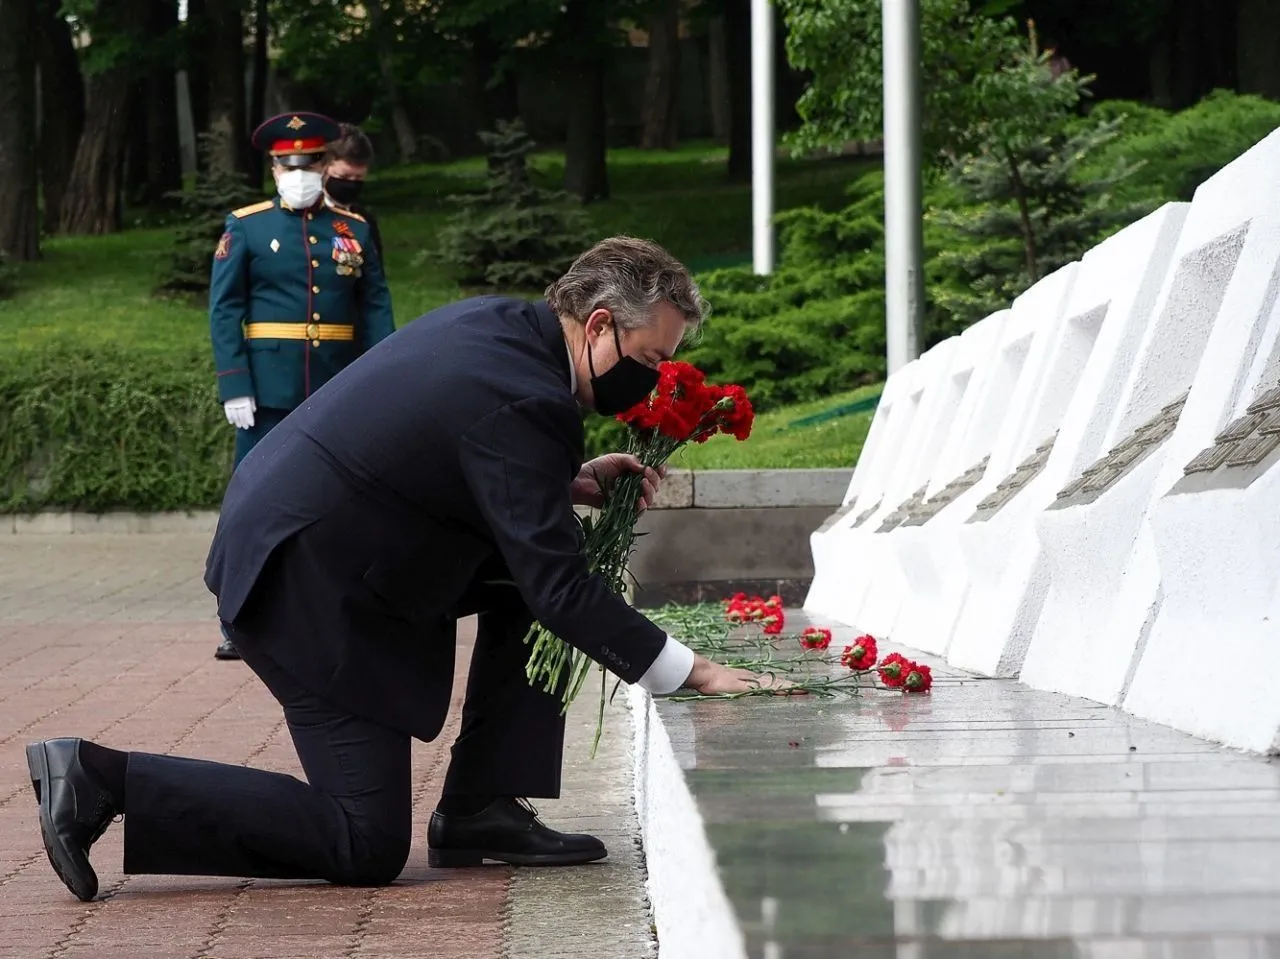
[205,296,668,741]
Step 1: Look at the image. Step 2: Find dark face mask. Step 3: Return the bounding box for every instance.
[587,323,660,415]
[325,176,364,206]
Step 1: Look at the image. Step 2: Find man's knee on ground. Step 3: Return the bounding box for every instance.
[332,830,411,886]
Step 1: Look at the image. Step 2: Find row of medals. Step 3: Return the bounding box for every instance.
[334,248,364,278]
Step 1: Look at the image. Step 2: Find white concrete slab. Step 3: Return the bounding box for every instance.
[942,203,1190,674]
[884,265,1078,654]
[1121,224,1280,751]
[805,359,924,618]
[1019,128,1280,707]
[806,344,955,623]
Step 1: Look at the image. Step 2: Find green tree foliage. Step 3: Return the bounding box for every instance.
[1084,91,1280,203]
[683,174,889,411]
[780,0,1025,161]
[434,119,592,288]
[926,26,1150,329]
[159,130,260,296]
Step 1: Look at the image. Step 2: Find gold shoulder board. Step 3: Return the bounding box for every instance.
[232,200,275,219]
[340,210,367,223]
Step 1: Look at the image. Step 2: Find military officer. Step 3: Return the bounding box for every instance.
[209,111,395,661]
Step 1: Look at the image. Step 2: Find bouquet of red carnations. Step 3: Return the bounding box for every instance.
[523,362,756,736]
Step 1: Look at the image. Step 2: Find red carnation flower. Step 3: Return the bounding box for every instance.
[800,627,832,651]
[761,609,785,634]
[878,652,910,688]
[714,384,755,441]
[841,634,878,671]
[903,662,933,693]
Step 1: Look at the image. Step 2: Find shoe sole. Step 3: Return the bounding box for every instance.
[26,743,98,902]
[214,650,242,661]
[427,847,608,868]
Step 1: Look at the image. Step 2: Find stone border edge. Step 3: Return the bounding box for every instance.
[628,685,746,959]
[2,469,854,533]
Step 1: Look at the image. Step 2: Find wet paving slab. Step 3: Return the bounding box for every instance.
[652,611,1280,958]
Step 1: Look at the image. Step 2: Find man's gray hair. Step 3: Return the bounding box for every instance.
[545,236,709,331]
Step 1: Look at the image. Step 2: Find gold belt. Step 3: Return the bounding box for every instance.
[245,322,355,342]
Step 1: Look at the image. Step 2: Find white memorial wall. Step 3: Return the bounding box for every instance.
[805,127,1280,753]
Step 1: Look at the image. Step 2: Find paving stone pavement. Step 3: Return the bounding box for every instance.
[0,535,654,959]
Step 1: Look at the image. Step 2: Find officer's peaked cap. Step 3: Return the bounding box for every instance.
[251,112,343,167]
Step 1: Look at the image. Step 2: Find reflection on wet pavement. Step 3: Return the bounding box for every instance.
[654,612,1280,958]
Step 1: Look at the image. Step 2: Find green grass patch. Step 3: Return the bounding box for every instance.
[672,384,879,471]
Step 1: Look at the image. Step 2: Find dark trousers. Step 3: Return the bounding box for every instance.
[233,406,290,469]
[222,407,292,643]
[123,577,565,883]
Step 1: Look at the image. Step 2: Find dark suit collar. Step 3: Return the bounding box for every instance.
[532,300,573,390]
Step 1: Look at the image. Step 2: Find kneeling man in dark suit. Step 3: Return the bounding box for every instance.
[26,236,784,902]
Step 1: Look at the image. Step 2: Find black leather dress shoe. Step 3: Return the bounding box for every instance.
[427,798,607,868]
[26,738,120,902]
[214,635,241,660]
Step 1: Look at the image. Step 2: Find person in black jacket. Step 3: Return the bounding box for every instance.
[25,236,787,902]
[323,123,384,265]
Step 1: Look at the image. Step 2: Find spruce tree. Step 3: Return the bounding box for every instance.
[159,130,261,296]
[928,23,1150,331]
[436,120,591,289]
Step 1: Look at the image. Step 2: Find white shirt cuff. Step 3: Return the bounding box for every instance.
[637,635,696,695]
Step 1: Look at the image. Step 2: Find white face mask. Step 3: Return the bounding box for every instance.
[277,169,323,209]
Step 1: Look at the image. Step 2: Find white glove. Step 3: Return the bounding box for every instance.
[224,396,257,430]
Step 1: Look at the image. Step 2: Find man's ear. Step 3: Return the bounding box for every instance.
[584,308,613,339]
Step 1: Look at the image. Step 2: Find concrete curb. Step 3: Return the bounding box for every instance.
[629,685,744,959]
[2,469,852,534]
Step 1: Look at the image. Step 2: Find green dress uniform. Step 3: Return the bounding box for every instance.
[209,196,395,466]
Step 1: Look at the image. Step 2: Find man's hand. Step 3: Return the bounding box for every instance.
[683,654,801,696]
[571,453,666,511]
[223,396,257,430]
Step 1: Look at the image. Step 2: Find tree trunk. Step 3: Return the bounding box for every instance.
[249,0,268,131]
[0,0,40,260]
[186,0,210,156]
[365,0,417,163]
[59,0,152,233]
[206,0,248,176]
[469,27,521,170]
[723,0,751,181]
[1238,0,1280,98]
[59,83,134,233]
[1006,151,1038,284]
[563,56,609,202]
[34,0,83,231]
[706,15,730,141]
[560,0,609,202]
[640,0,681,150]
[125,79,150,203]
[247,0,268,185]
[146,0,182,206]
[470,28,520,128]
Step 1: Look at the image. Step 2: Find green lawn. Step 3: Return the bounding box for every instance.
[672,384,880,470]
[0,142,875,355]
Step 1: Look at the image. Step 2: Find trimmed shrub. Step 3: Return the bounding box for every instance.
[0,344,230,512]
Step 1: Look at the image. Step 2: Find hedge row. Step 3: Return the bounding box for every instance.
[0,342,643,512]
[0,344,232,512]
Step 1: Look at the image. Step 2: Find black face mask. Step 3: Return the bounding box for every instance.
[325,176,364,206]
[588,324,660,415]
